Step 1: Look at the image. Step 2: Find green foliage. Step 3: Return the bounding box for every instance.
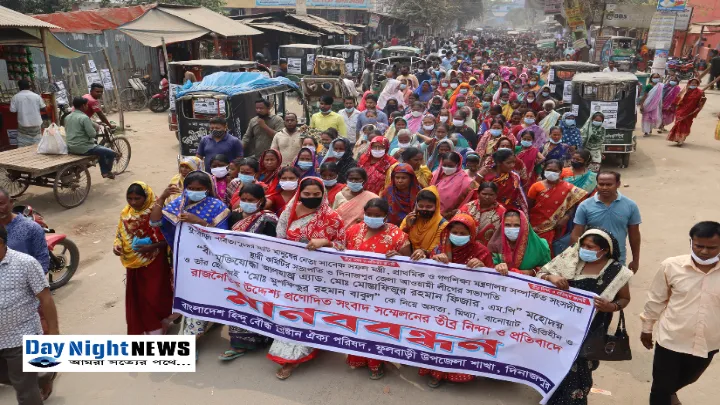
[0,0,69,14]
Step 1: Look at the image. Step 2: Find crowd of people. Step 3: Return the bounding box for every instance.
[2,31,718,405]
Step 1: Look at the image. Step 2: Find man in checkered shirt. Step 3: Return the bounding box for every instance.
[0,225,59,404]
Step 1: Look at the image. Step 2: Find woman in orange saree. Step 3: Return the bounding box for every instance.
[666,78,706,146]
[527,160,587,253]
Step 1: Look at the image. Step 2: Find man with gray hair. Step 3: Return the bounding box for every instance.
[538,99,561,132]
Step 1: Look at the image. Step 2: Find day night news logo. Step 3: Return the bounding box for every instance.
[23,335,196,372]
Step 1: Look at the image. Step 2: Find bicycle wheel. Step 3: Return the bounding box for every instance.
[132,89,148,110]
[107,136,131,174]
[119,88,139,111]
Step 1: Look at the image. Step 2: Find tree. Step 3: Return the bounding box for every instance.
[0,0,69,14]
[389,0,460,33]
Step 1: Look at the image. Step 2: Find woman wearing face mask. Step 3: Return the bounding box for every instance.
[414,80,434,103]
[666,77,706,146]
[399,78,414,105]
[580,112,606,171]
[318,162,346,206]
[386,147,433,189]
[167,156,202,204]
[461,106,477,133]
[384,116,408,144]
[483,149,529,215]
[300,136,322,163]
[427,96,445,117]
[389,129,421,159]
[377,79,406,111]
[460,182,507,245]
[448,110,476,149]
[537,228,632,405]
[479,136,527,182]
[528,73,541,92]
[403,102,426,134]
[561,149,597,193]
[317,128,339,160]
[492,80,517,105]
[320,138,356,183]
[439,79,451,98]
[344,198,411,379]
[658,74,681,133]
[401,186,448,261]
[426,138,454,172]
[431,151,473,219]
[353,124,376,160]
[269,177,346,380]
[381,163,422,226]
[515,130,544,190]
[527,160,587,252]
[420,212,493,388]
[292,147,319,179]
[542,126,571,167]
[535,85,554,106]
[256,149,282,190]
[219,184,277,361]
[639,72,664,137]
[558,112,581,150]
[357,136,397,195]
[383,98,401,117]
[333,167,379,228]
[437,108,451,126]
[265,167,301,215]
[445,78,460,100]
[484,74,500,96]
[517,83,530,103]
[448,82,472,112]
[228,157,265,211]
[488,210,550,276]
[476,118,510,163]
[150,171,230,349]
[517,110,547,149]
[209,154,231,201]
[477,94,493,125]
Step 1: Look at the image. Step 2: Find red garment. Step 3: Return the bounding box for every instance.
[667,88,705,143]
[434,213,493,267]
[483,171,528,215]
[125,254,173,335]
[257,149,282,192]
[357,136,397,195]
[527,181,586,250]
[267,192,291,216]
[283,177,346,244]
[82,93,102,117]
[326,183,345,206]
[459,201,507,246]
[381,164,421,225]
[515,146,540,190]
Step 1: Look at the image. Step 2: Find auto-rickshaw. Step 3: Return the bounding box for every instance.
[302,56,356,114]
[379,46,421,58]
[372,56,427,87]
[571,72,638,168]
[548,61,601,112]
[279,44,323,81]
[599,36,638,72]
[167,59,272,137]
[175,72,307,156]
[322,45,365,78]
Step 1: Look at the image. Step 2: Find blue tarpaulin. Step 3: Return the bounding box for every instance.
[176,72,298,97]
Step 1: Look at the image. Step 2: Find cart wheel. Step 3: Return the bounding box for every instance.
[0,168,30,198]
[53,164,91,209]
[105,136,131,174]
[620,154,630,168]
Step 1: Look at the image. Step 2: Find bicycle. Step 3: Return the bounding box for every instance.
[96,122,131,174]
[119,73,151,111]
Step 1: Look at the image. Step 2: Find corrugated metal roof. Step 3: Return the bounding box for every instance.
[288,14,349,35]
[0,5,59,29]
[33,5,152,34]
[247,22,322,37]
[157,6,262,38]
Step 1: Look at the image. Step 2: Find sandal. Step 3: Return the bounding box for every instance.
[427,377,442,388]
[275,364,298,380]
[369,366,385,380]
[218,349,246,361]
[102,172,116,179]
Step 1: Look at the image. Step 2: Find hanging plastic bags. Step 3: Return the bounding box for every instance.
[37,123,68,155]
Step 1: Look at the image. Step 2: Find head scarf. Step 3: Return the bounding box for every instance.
[162,171,227,227]
[431,151,473,212]
[404,185,447,252]
[378,79,406,110]
[493,80,517,104]
[115,182,162,268]
[384,163,422,225]
[448,82,472,109]
[559,111,581,147]
[357,136,398,195]
[414,80,434,103]
[280,177,345,244]
[580,112,607,148]
[487,209,550,271]
[404,109,424,134]
[439,213,491,265]
[427,96,446,116]
[293,147,319,179]
[257,149,282,191]
[427,138,455,171]
[358,90,372,111]
[321,138,357,183]
[170,156,203,188]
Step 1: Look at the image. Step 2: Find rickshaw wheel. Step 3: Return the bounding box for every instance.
[53,164,91,209]
[0,168,30,198]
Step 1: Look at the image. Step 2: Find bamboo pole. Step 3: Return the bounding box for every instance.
[102,48,124,130]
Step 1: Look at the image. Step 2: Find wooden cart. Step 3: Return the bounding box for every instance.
[0,147,97,208]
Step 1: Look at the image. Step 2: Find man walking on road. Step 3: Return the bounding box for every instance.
[641,221,720,405]
[9,80,47,147]
[0,224,60,405]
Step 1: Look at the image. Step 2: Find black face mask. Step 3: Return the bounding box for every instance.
[571,161,584,169]
[211,130,225,138]
[300,197,323,209]
[418,210,435,218]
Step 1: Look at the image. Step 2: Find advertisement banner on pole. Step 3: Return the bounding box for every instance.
[603,4,656,29]
[657,0,686,12]
[674,7,693,31]
[646,12,676,49]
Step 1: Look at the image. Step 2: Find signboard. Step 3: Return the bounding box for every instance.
[255,0,369,8]
[589,101,618,129]
[368,14,380,29]
[85,72,101,92]
[652,49,669,75]
[306,54,316,73]
[646,12,676,49]
[674,7,692,31]
[169,84,179,111]
[657,0,686,11]
[173,224,597,404]
[287,58,302,74]
[603,4,656,29]
[193,98,226,115]
[544,0,563,15]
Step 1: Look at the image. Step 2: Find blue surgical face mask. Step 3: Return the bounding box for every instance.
[592,121,602,127]
[345,107,355,113]
[297,161,314,170]
[542,92,550,97]
[579,247,601,262]
[347,181,364,192]
[449,233,471,246]
[239,201,259,214]
[364,215,386,229]
[521,140,533,147]
[651,78,660,83]
[490,129,502,137]
[565,119,575,126]
[688,85,698,89]
[238,174,255,184]
[459,89,468,94]
[493,80,499,86]
[529,81,537,86]
[524,118,535,125]
[456,102,465,107]
[482,101,491,108]
[504,227,520,241]
[185,190,206,202]
[669,81,678,86]
[323,178,338,187]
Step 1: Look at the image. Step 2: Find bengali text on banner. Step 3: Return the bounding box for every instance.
[172,224,597,404]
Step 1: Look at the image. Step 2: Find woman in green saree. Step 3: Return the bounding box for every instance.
[488,209,551,276]
[561,149,597,194]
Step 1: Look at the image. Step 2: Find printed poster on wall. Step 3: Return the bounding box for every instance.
[590,101,618,129]
[562,81,573,103]
[100,69,114,90]
[657,0,686,11]
[85,72,101,92]
[54,81,68,105]
[287,58,302,75]
[193,98,226,115]
[88,60,97,73]
[173,224,598,404]
[306,54,315,73]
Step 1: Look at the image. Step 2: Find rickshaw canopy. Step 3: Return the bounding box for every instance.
[177,72,298,98]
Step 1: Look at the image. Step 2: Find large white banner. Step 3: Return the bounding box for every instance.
[173,224,597,404]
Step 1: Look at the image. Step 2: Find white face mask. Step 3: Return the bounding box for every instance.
[439,116,449,123]
[210,166,228,178]
[411,111,422,117]
[442,166,457,175]
[544,171,560,182]
[423,124,435,131]
[398,141,411,148]
[371,149,386,158]
[452,119,464,127]
[450,83,459,89]
[280,180,298,191]
[691,242,720,265]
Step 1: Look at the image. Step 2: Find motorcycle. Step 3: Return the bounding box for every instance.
[666,57,695,81]
[13,205,80,290]
[148,77,170,113]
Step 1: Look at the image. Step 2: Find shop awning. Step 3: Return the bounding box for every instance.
[118,5,262,47]
[237,16,322,37]
[692,20,720,27]
[0,5,86,58]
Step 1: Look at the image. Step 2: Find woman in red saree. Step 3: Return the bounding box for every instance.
[381,163,421,225]
[319,162,345,206]
[268,177,346,380]
[527,160,587,253]
[667,78,707,146]
[459,182,507,245]
[256,149,282,192]
[421,212,493,387]
[344,198,411,379]
[483,149,528,215]
[357,136,397,195]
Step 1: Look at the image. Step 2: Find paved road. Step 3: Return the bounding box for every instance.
[2,93,719,405]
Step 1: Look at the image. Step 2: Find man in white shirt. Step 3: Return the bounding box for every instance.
[602,61,619,73]
[341,97,361,145]
[9,80,46,147]
[641,221,720,405]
